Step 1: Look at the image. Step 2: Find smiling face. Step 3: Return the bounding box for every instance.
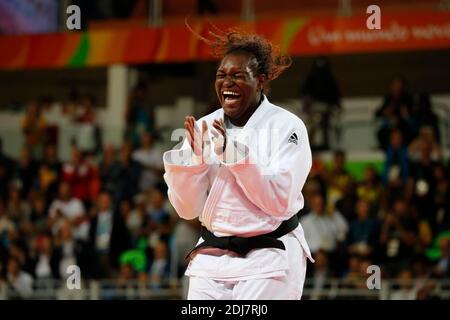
[215,52,265,125]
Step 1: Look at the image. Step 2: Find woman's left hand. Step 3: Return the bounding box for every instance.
[211,118,226,155]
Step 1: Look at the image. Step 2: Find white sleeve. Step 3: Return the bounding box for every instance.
[163,139,210,220]
[216,120,312,219]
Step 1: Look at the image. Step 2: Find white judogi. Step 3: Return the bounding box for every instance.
[163,96,313,300]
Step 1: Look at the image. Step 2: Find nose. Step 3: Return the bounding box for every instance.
[222,75,234,87]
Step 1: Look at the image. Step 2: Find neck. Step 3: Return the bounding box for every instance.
[229,93,263,127]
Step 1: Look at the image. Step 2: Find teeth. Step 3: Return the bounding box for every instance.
[223,91,240,96]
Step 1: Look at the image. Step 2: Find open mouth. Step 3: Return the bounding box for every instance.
[222,90,241,103]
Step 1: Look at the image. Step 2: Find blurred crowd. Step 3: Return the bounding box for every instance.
[301,75,449,299]
[0,74,449,300]
[0,85,200,299]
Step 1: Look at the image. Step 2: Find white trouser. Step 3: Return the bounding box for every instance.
[187,240,308,300]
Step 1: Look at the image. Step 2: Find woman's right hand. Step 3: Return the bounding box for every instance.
[185,116,208,162]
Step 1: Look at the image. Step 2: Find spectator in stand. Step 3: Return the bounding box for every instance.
[124,197,146,247]
[149,240,169,288]
[48,182,89,243]
[116,142,141,203]
[375,76,417,150]
[390,269,416,300]
[28,234,59,280]
[432,164,450,233]
[382,128,409,186]
[301,193,348,256]
[414,92,440,143]
[406,142,439,225]
[6,185,30,229]
[14,147,39,199]
[62,146,97,207]
[39,144,62,202]
[88,192,131,278]
[432,237,450,278]
[6,256,33,299]
[132,132,164,192]
[309,250,330,300]
[99,144,121,201]
[408,126,443,162]
[27,193,49,236]
[146,188,172,243]
[0,199,15,264]
[21,101,47,159]
[126,82,154,148]
[53,220,82,279]
[347,199,380,259]
[301,56,341,150]
[356,166,382,211]
[0,138,15,199]
[379,199,418,276]
[72,94,102,155]
[327,150,353,211]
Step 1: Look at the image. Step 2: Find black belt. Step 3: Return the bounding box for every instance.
[186,215,299,260]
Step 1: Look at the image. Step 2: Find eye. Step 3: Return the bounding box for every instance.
[233,73,245,79]
[216,73,225,79]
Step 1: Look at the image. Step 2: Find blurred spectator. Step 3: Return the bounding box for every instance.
[414,92,440,143]
[382,129,409,186]
[408,126,443,162]
[432,237,450,278]
[6,185,30,228]
[27,193,49,235]
[146,188,171,242]
[132,132,163,192]
[375,76,417,150]
[301,193,348,254]
[390,269,416,300]
[432,164,450,233]
[347,199,380,258]
[0,138,15,199]
[62,146,99,206]
[0,199,15,262]
[149,240,169,287]
[171,218,200,280]
[309,250,330,300]
[99,144,121,200]
[6,256,33,299]
[21,101,47,158]
[301,57,341,150]
[28,234,59,280]
[406,142,439,225]
[72,94,102,155]
[126,83,154,148]
[38,144,61,202]
[14,147,39,198]
[88,192,131,278]
[48,182,89,242]
[356,166,382,208]
[115,142,141,203]
[379,199,418,276]
[124,197,146,247]
[327,150,354,218]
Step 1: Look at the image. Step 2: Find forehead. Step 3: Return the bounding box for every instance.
[218,53,255,71]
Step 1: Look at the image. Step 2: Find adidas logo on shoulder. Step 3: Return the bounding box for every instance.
[288,132,298,145]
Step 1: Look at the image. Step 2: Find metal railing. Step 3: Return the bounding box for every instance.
[1,277,449,300]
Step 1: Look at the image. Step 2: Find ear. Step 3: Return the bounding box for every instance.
[258,74,267,91]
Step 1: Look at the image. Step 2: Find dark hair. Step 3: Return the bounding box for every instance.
[187,23,291,91]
